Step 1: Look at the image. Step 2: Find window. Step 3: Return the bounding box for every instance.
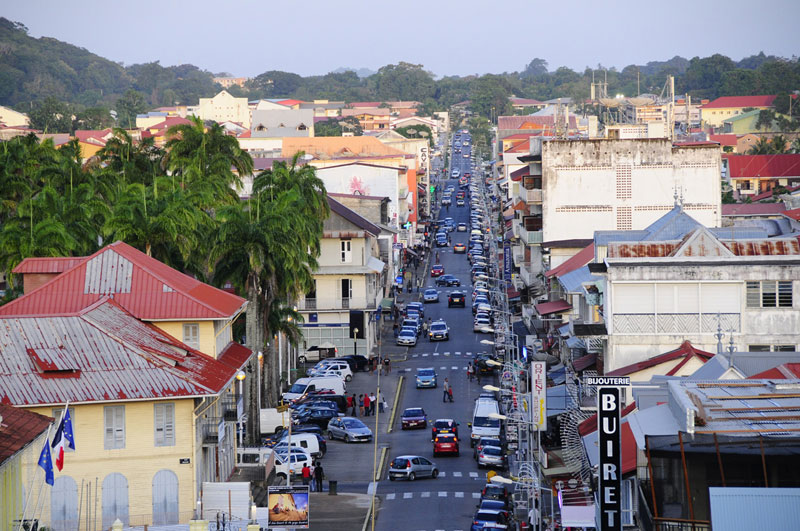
[154,403,175,447]
[747,281,793,308]
[104,406,125,449]
[750,344,796,352]
[340,279,352,301]
[340,240,352,263]
[183,323,199,349]
[774,345,796,352]
[748,345,770,352]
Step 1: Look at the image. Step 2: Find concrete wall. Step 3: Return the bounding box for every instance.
[542,139,721,242]
[315,165,402,228]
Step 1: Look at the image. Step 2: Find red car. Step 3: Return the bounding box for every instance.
[456,191,466,200]
[430,264,445,277]
[433,434,460,456]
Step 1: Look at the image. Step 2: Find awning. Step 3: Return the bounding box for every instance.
[582,420,637,475]
[565,336,585,349]
[510,167,529,182]
[572,352,597,371]
[503,208,514,220]
[546,384,577,417]
[366,256,386,273]
[535,300,572,315]
[506,287,521,300]
[512,201,526,211]
[557,324,570,337]
[549,365,566,385]
[561,505,596,527]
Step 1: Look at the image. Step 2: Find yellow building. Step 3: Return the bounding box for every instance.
[0,242,251,530]
[700,95,776,128]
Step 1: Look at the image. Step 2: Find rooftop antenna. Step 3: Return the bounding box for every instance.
[673,186,680,207]
[679,186,685,210]
[714,313,724,355]
[726,329,736,354]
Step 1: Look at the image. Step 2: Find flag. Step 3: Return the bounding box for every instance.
[51,408,75,471]
[38,440,54,486]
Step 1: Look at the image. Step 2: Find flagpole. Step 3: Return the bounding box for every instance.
[29,469,49,531]
[17,424,53,531]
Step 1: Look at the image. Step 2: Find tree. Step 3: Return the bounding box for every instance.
[115,89,148,129]
[748,137,774,155]
[97,128,164,186]
[372,62,435,102]
[314,116,363,137]
[28,97,72,133]
[755,110,777,132]
[681,54,736,99]
[394,125,433,146]
[74,106,115,130]
[470,75,512,120]
[521,58,549,79]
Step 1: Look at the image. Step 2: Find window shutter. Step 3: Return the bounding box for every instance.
[164,404,175,446]
[104,407,114,449]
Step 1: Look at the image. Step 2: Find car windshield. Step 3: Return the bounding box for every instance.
[435,421,453,428]
[476,512,503,523]
[480,439,501,447]
[474,417,500,428]
[431,323,447,331]
[288,383,307,394]
[391,458,409,468]
[404,409,424,417]
[425,289,437,295]
[399,330,415,337]
[418,369,435,376]
[483,446,503,456]
[343,419,366,429]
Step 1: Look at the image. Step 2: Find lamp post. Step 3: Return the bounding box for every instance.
[257,351,263,410]
[353,327,359,357]
[236,370,246,449]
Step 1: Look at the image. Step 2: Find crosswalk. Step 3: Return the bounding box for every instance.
[383,491,482,501]
[399,366,466,372]
[409,351,488,358]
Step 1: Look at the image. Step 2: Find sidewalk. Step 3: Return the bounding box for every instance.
[307,492,376,531]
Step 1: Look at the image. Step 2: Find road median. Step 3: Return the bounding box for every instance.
[387,375,404,433]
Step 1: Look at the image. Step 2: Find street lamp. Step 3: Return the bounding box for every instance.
[236,370,246,449]
[353,327,359,357]
[257,351,263,409]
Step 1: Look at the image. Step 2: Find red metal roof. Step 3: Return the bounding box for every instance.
[14,257,87,274]
[509,167,529,181]
[749,363,800,379]
[749,184,800,202]
[708,134,738,147]
[700,95,776,109]
[545,244,594,278]
[534,300,571,315]
[0,241,246,320]
[510,97,544,105]
[578,403,637,475]
[0,298,250,406]
[724,153,800,179]
[606,341,714,377]
[784,208,800,221]
[0,404,53,466]
[721,203,786,216]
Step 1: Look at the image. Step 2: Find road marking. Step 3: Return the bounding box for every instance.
[433,353,439,356]
[386,493,396,500]
[440,366,447,369]
[456,351,462,355]
[422,353,429,357]
[452,471,463,477]
[438,491,447,497]
[472,492,481,499]
[469,472,479,478]
[443,352,451,356]
[421,491,431,498]
[368,482,377,495]
[439,471,446,477]
[403,492,413,499]
[412,354,419,358]
[454,492,464,498]
[452,366,459,369]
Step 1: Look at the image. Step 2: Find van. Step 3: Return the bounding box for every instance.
[469,398,501,447]
[272,433,325,458]
[260,407,291,434]
[236,447,312,481]
[282,376,346,401]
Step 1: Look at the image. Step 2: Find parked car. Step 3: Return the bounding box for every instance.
[406,302,425,317]
[401,407,428,429]
[397,329,417,346]
[423,288,440,303]
[473,316,493,333]
[327,417,373,443]
[388,455,439,481]
[470,509,510,531]
[415,368,438,389]
[433,434,460,457]
[474,437,503,460]
[293,407,340,428]
[477,445,507,469]
[448,291,466,308]
[333,355,369,373]
[480,483,511,504]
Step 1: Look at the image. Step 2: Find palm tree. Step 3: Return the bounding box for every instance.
[770,135,788,154]
[748,137,773,155]
[0,215,78,289]
[97,128,164,187]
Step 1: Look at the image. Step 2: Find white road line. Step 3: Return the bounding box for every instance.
[439,471,446,477]
[443,352,451,356]
[386,493,396,500]
[456,351,462,355]
[440,366,447,369]
[433,353,440,356]
[412,354,419,358]
[454,492,464,498]
[472,492,481,499]
[469,472,479,478]
[438,491,447,497]
[452,471,463,477]
[421,491,431,498]
[403,492,413,499]
[452,366,459,369]
[422,353,429,357]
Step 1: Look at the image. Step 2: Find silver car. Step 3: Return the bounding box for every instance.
[397,329,417,346]
[327,417,372,443]
[423,288,440,303]
[388,455,439,481]
[477,445,507,469]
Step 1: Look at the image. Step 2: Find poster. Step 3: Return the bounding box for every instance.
[267,486,310,529]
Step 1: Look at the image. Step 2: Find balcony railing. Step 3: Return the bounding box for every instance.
[299,297,377,311]
[519,262,538,286]
[613,313,740,334]
[519,225,543,245]
[517,187,543,204]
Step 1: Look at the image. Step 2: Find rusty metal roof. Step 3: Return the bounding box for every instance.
[0,241,246,320]
[0,404,53,466]
[608,230,800,258]
[0,298,251,406]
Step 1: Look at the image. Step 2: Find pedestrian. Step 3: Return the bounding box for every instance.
[422,319,429,336]
[314,462,324,492]
[370,357,377,375]
[301,464,311,486]
[346,394,353,411]
[350,394,358,416]
[379,395,387,414]
[443,378,451,403]
[417,277,423,293]
[448,386,454,402]
[358,394,365,416]
[369,392,377,415]
[363,393,371,417]
[393,322,399,337]
[383,357,391,374]
[467,362,474,381]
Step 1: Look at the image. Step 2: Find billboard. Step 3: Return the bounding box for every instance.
[503,243,512,286]
[531,361,546,431]
[598,387,622,531]
[267,486,310,529]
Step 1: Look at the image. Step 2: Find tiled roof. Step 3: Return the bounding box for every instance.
[0,404,52,466]
[0,242,246,320]
[545,244,594,278]
[282,137,408,159]
[510,97,544,105]
[326,196,381,236]
[724,153,800,179]
[606,340,714,377]
[0,298,251,406]
[14,257,86,274]
[74,129,113,145]
[700,95,776,109]
[721,203,786,216]
[342,108,391,117]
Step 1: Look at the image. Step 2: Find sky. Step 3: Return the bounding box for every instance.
[4,0,799,78]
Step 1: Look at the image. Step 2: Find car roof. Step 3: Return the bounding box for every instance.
[434,418,455,423]
[417,367,435,371]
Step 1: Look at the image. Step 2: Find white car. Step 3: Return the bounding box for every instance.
[308,360,353,381]
[423,288,440,302]
[397,329,417,346]
[474,317,493,333]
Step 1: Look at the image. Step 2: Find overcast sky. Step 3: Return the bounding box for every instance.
[4,0,799,78]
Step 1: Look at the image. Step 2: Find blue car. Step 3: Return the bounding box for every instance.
[470,509,510,530]
[415,368,438,389]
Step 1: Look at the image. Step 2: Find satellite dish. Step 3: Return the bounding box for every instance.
[599,98,621,108]
[628,96,655,106]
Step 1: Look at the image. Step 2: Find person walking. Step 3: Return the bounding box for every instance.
[314,462,324,493]
[467,362,474,381]
[448,386,454,402]
[369,392,377,415]
[443,378,451,403]
[379,395,387,414]
[301,464,311,486]
[393,322,399,337]
[358,394,365,417]
[350,394,358,416]
[346,394,354,412]
[422,319,429,337]
[363,393,371,417]
[383,357,391,374]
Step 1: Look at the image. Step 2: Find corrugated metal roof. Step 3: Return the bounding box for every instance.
[700,95,776,109]
[558,266,600,294]
[545,244,594,279]
[724,153,800,179]
[709,487,800,531]
[13,257,87,274]
[0,242,246,320]
[0,299,250,406]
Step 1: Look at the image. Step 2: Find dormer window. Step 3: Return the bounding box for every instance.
[256,124,266,131]
[298,123,307,131]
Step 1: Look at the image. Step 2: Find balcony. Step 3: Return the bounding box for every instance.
[511,245,524,267]
[519,262,538,286]
[299,297,377,311]
[519,225,543,245]
[517,187,543,204]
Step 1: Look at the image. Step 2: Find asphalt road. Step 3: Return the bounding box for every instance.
[373,135,500,531]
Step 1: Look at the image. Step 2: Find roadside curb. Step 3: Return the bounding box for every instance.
[387,375,404,433]
[375,446,388,481]
[361,500,373,531]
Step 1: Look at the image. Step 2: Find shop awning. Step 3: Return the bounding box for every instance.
[366,256,386,273]
[572,352,597,371]
[510,167,529,182]
[535,300,572,315]
[512,201,526,211]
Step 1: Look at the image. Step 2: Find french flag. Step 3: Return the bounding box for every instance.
[51,407,75,471]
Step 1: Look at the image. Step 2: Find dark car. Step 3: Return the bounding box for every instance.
[436,275,460,287]
[401,407,428,430]
[431,418,459,439]
[448,291,466,308]
[481,483,511,504]
[264,423,324,445]
[470,509,510,531]
[294,391,348,412]
[334,355,369,373]
[295,407,340,428]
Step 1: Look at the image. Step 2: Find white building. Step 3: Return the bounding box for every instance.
[192,90,251,128]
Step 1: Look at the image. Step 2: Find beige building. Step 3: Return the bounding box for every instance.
[192,90,251,128]
[0,105,30,127]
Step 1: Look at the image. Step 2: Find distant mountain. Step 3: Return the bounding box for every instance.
[331,67,377,79]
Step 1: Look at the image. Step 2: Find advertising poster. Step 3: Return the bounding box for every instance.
[267,486,310,529]
[503,243,512,286]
